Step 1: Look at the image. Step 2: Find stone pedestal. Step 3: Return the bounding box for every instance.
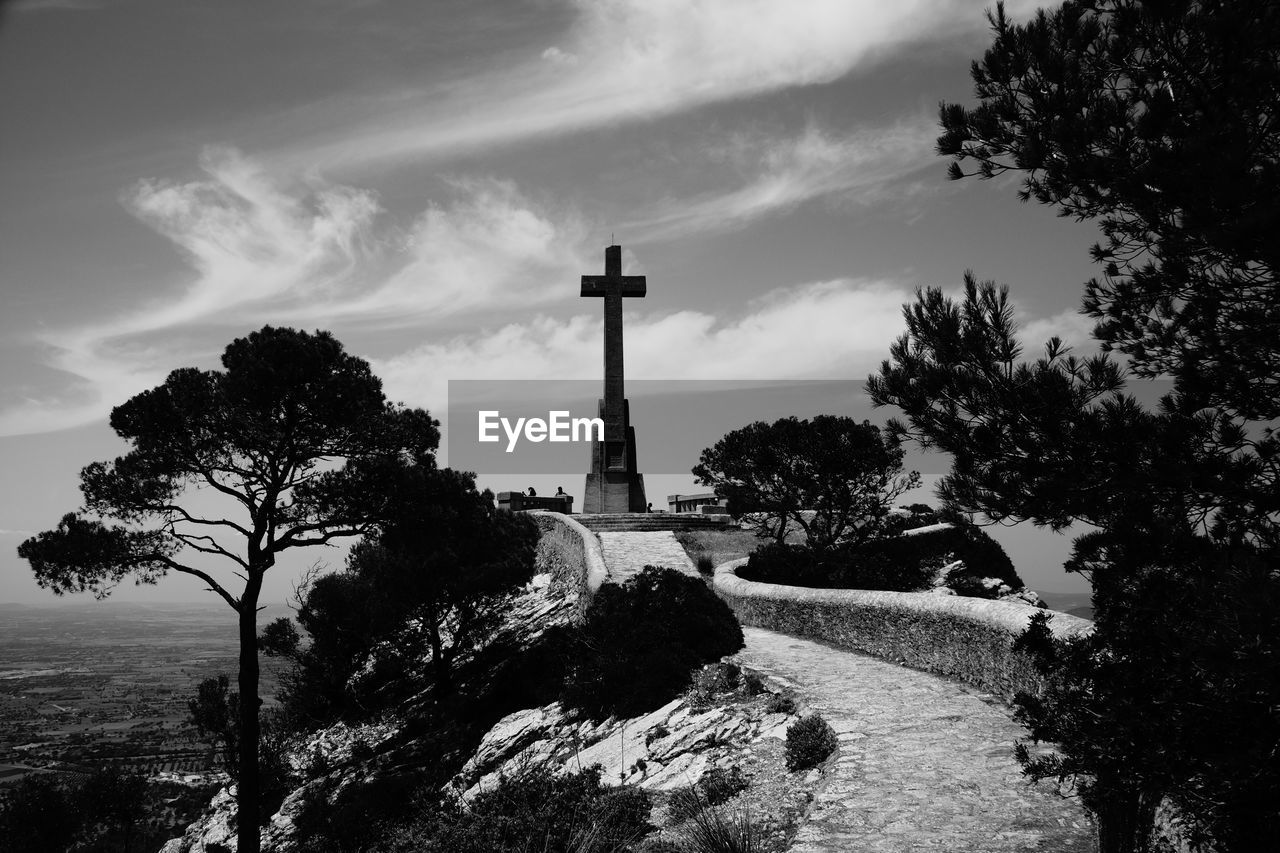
[583,400,646,512]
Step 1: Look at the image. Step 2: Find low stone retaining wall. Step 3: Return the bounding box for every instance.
[529,511,608,617]
[714,558,1093,701]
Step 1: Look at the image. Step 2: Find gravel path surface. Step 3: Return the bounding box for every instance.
[596,531,697,582]
[736,627,1094,853]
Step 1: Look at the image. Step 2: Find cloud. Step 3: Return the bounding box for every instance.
[306,177,591,327]
[283,0,1018,169]
[0,151,591,437]
[371,277,913,413]
[122,147,381,333]
[1018,308,1098,354]
[627,119,938,240]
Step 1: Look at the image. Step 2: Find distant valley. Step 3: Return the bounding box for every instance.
[0,602,290,786]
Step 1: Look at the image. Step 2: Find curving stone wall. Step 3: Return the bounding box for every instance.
[528,511,609,616]
[714,558,1093,701]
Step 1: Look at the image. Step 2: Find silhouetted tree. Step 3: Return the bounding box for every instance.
[0,774,82,853]
[17,326,439,853]
[931,18,1280,835]
[692,416,919,551]
[920,12,1280,845]
[938,0,1280,492]
[869,277,1280,850]
[81,767,148,852]
[189,674,239,777]
[266,465,540,723]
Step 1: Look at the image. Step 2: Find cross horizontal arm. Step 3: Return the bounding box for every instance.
[581,275,646,298]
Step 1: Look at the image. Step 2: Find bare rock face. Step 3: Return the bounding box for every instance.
[452,682,797,802]
[158,788,237,853]
[156,718,401,853]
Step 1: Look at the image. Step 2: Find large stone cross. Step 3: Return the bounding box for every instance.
[579,244,648,513]
[581,245,645,430]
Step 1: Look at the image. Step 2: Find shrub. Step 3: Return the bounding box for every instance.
[696,554,715,575]
[701,766,750,806]
[944,565,1006,599]
[561,566,745,720]
[373,766,652,853]
[668,765,751,824]
[645,724,670,746]
[739,542,828,587]
[688,662,742,709]
[765,690,797,715]
[785,714,838,771]
[670,758,747,819]
[676,798,764,853]
[740,523,1021,593]
[741,671,765,696]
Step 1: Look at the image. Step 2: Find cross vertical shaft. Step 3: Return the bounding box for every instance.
[581,244,646,441]
[580,244,648,512]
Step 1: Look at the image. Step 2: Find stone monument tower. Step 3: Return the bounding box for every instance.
[580,244,647,513]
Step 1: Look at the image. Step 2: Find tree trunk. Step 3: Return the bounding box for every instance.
[236,579,263,853]
[427,616,451,695]
[1092,785,1157,853]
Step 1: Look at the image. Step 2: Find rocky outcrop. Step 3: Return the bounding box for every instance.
[453,691,797,800]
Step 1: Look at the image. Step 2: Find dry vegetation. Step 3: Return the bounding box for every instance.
[675,528,807,571]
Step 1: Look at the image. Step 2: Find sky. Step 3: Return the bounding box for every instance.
[0,0,1104,607]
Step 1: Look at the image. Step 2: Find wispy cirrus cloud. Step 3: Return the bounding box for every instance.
[0,149,592,437]
[281,0,1025,170]
[626,118,938,240]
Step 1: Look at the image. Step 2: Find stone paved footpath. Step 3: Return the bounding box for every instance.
[595,531,696,583]
[736,627,1094,853]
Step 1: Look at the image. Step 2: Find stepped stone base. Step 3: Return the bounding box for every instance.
[575,512,733,533]
[583,471,647,514]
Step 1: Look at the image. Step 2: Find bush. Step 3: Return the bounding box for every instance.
[561,566,745,720]
[688,663,742,709]
[646,724,670,746]
[676,800,764,853]
[765,690,797,715]
[741,670,765,696]
[670,766,752,823]
[1013,545,1280,851]
[373,766,652,853]
[740,522,1021,593]
[785,714,838,771]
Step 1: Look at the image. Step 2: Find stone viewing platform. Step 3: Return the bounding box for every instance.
[495,491,574,514]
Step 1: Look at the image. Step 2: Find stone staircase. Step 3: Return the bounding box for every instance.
[574,512,733,533]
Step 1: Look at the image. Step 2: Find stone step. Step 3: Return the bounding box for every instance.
[574,513,733,533]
